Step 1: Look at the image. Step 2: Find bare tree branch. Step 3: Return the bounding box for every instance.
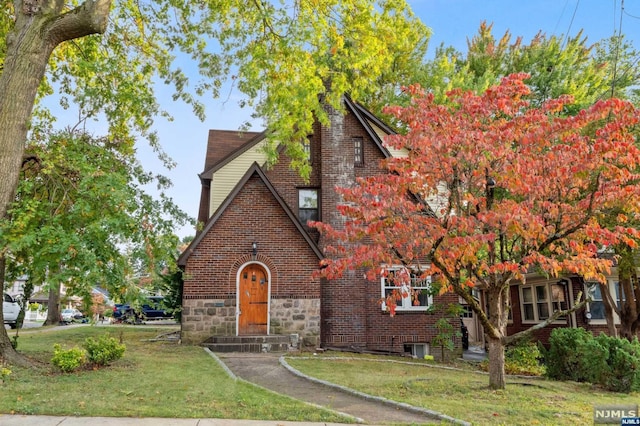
[504,291,586,345]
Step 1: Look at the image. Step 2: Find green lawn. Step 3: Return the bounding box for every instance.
[0,326,351,423]
[285,354,640,426]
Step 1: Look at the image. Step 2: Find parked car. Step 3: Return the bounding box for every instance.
[112,303,130,320]
[3,293,20,329]
[60,308,85,324]
[113,296,172,323]
[140,296,172,321]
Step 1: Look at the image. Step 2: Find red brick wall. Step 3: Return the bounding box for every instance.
[184,174,321,299]
[182,173,322,342]
[323,275,461,352]
[506,278,639,345]
[316,105,458,353]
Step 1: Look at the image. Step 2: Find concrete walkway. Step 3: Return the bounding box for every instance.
[213,351,470,425]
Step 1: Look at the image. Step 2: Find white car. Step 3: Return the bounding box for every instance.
[3,293,20,329]
[60,308,84,323]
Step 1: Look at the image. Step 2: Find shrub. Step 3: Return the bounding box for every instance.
[594,334,640,393]
[83,334,126,366]
[546,328,640,393]
[504,340,545,376]
[51,344,86,373]
[479,340,546,376]
[1,367,11,384]
[545,328,605,382]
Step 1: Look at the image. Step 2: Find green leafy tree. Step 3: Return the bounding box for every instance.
[0,130,190,362]
[415,22,639,112]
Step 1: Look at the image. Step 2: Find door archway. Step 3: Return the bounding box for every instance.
[238,263,269,335]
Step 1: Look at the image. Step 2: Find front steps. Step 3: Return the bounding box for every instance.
[202,334,296,353]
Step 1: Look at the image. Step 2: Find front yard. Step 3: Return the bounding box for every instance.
[285,354,640,425]
[0,326,350,423]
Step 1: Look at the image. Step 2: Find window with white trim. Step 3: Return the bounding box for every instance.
[381,266,433,312]
[520,282,567,322]
[298,188,319,225]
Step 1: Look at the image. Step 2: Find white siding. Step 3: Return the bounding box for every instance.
[368,120,408,158]
[209,140,269,216]
[425,182,449,217]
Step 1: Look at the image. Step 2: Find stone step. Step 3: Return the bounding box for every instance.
[202,334,296,353]
[204,335,291,344]
[202,342,291,353]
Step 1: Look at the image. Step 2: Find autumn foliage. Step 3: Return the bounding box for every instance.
[313,73,640,388]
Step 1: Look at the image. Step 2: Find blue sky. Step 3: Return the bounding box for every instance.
[138,0,639,239]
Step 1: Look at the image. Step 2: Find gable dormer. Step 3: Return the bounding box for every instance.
[197,130,266,225]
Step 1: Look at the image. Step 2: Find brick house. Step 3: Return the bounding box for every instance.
[177,97,460,356]
[504,270,634,345]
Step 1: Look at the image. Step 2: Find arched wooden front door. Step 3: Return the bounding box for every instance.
[238,264,269,335]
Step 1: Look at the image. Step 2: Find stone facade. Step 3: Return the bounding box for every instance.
[270,298,321,347]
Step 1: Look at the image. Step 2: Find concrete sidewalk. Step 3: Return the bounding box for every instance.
[0,416,355,425]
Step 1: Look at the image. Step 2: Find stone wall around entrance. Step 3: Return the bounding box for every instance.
[181,298,236,344]
[181,297,321,346]
[270,298,321,348]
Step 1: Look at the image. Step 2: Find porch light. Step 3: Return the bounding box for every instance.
[252,242,258,256]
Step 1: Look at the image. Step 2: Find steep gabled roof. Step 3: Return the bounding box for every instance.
[200,97,396,180]
[178,162,323,266]
[344,95,396,159]
[200,130,266,180]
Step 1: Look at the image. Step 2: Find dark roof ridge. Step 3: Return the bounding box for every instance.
[343,95,393,159]
[200,130,267,180]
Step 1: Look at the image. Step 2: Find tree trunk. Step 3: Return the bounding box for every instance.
[485,283,510,389]
[0,256,32,367]
[617,249,639,341]
[44,284,61,326]
[599,281,618,338]
[16,279,34,329]
[0,0,111,364]
[0,17,55,220]
[487,336,506,389]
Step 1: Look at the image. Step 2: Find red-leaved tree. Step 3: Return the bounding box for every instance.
[313,74,640,389]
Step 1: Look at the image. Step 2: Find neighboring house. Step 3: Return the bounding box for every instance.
[178,97,461,356]
[504,268,634,345]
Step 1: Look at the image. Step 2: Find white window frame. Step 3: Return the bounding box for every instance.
[298,188,319,225]
[585,280,622,325]
[380,266,433,312]
[520,282,568,324]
